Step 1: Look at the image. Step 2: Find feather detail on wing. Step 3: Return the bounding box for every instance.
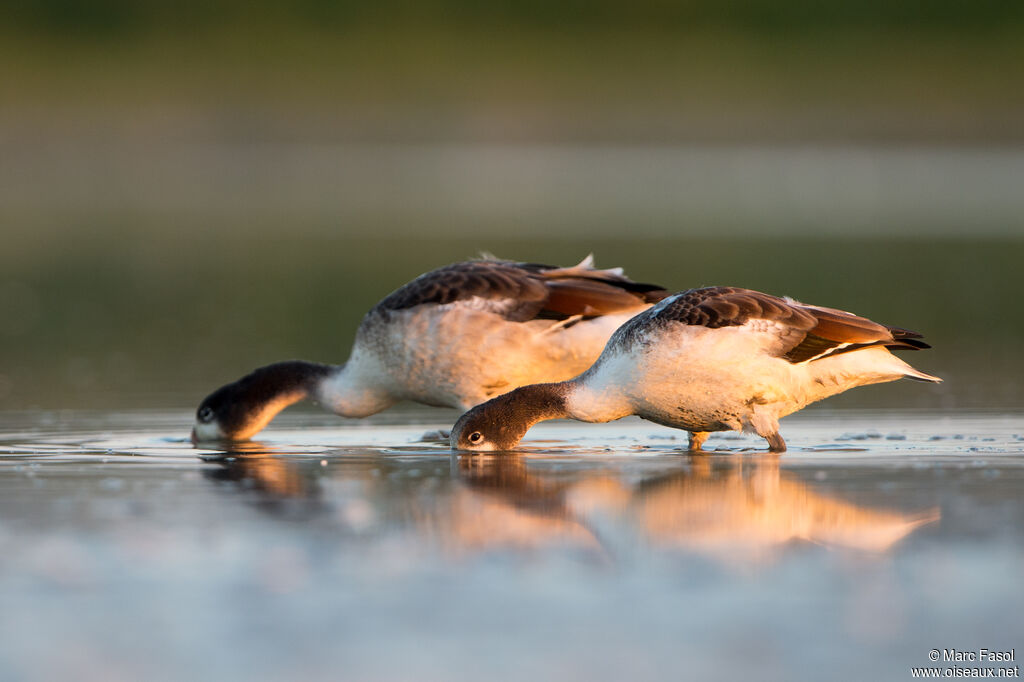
[372,256,668,322]
[642,287,931,364]
[782,300,931,363]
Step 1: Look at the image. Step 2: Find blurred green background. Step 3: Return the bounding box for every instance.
[1,0,1022,410]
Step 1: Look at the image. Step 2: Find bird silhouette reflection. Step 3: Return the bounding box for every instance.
[201,447,938,563]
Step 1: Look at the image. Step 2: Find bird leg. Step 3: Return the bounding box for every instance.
[749,409,786,453]
[764,432,787,453]
[688,431,710,452]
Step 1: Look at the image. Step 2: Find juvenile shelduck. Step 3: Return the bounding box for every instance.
[451,286,941,453]
[192,256,667,441]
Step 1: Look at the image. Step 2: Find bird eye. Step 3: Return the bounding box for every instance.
[198,406,214,422]
[468,432,483,443]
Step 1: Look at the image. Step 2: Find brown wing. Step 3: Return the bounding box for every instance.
[533,257,668,318]
[651,287,816,330]
[373,257,668,322]
[644,287,929,363]
[783,301,930,362]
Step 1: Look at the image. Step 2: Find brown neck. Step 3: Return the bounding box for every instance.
[452,382,573,451]
[506,382,571,424]
[485,382,570,448]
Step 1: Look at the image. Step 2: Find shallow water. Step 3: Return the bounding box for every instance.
[1,408,1022,681]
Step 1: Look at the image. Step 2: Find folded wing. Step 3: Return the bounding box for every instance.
[373,256,668,322]
[649,286,930,364]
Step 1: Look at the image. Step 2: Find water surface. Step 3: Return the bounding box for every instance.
[1,408,1021,681]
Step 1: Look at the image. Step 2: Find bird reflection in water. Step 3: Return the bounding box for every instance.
[201,447,939,564]
[201,442,328,519]
[435,454,609,558]
[445,454,939,563]
[626,457,940,561]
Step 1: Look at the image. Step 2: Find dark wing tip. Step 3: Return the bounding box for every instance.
[888,326,925,340]
[887,338,931,351]
[615,280,671,303]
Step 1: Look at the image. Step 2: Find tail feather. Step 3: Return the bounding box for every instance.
[887,327,939,381]
[541,254,627,281]
[902,367,943,383]
[539,255,669,303]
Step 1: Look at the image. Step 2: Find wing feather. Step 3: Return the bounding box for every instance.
[373,257,667,322]
[636,287,929,364]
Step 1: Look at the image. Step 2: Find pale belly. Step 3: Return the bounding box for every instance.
[588,327,911,434]
[621,357,793,432]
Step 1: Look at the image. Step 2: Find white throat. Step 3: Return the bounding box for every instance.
[315,362,397,418]
[563,377,634,424]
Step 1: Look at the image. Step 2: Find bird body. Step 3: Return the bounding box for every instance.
[193,256,666,441]
[451,286,941,452]
[326,301,642,414]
